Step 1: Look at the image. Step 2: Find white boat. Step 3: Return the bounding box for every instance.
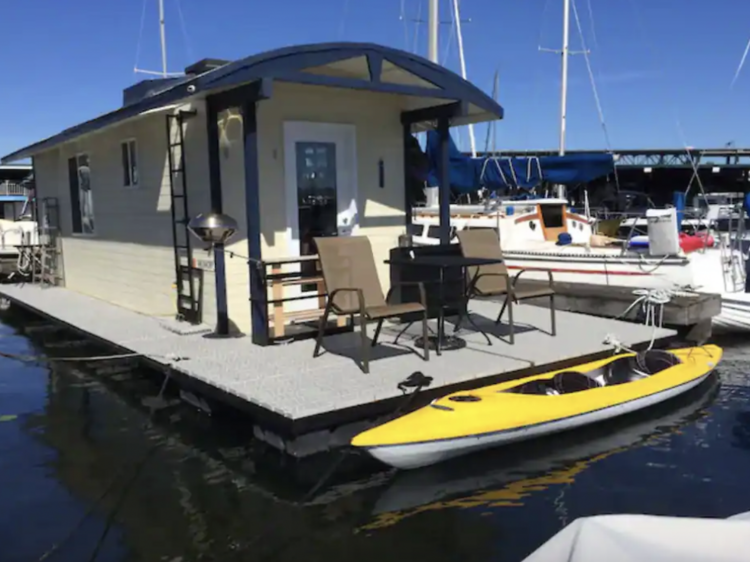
[410,195,750,332]
[522,511,750,562]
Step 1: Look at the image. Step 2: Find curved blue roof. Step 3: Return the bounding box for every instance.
[2,42,504,163]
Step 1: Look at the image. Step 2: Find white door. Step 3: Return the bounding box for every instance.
[283,121,358,312]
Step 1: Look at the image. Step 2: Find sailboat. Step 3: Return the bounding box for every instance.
[408,0,750,332]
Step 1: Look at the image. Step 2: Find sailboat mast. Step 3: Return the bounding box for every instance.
[428,0,439,62]
[452,0,476,157]
[158,0,168,78]
[558,0,571,157]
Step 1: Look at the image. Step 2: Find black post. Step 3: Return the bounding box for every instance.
[402,122,414,238]
[205,98,230,336]
[437,116,451,245]
[241,99,269,345]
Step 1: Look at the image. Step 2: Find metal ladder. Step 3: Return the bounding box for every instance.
[38,197,62,287]
[165,111,201,324]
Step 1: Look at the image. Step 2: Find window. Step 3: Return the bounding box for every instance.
[121,139,139,187]
[68,154,95,234]
[540,204,564,228]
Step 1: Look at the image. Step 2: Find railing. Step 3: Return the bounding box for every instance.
[0,182,30,197]
[254,254,350,343]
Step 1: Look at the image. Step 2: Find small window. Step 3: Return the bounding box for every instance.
[121,139,139,187]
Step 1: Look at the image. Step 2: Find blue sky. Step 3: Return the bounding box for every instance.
[2,0,750,160]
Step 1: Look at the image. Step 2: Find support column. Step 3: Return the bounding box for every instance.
[437,116,451,245]
[240,99,268,345]
[205,98,230,336]
[403,123,413,231]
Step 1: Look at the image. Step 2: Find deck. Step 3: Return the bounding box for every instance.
[0,283,676,441]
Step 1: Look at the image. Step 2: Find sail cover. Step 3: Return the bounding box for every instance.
[424,130,615,193]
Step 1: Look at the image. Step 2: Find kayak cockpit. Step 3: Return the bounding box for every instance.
[503,350,684,397]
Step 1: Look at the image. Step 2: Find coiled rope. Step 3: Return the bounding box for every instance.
[604,286,694,352]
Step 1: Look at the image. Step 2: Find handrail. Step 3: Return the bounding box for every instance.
[0,182,30,197]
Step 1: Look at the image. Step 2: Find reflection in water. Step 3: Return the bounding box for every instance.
[360,378,720,531]
[2,306,750,562]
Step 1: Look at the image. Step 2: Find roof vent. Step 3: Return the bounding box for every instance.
[184,58,231,76]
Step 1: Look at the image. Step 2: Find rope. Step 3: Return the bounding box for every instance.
[605,285,692,353]
[0,349,187,365]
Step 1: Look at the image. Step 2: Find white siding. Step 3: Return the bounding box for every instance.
[30,83,411,335]
[31,102,217,325]
[218,82,407,333]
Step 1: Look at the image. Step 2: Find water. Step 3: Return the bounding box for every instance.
[2,306,750,562]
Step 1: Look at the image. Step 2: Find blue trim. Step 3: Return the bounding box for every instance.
[272,71,456,100]
[2,42,503,163]
[401,101,468,125]
[437,117,451,245]
[241,100,268,345]
[208,78,273,114]
[205,97,230,336]
[403,124,415,230]
[0,196,28,202]
[367,53,383,82]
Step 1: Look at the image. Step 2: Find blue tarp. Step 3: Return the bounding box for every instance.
[425,130,615,194]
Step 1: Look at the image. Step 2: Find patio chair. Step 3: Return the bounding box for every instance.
[313,236,430,373]
[456,229,556,344]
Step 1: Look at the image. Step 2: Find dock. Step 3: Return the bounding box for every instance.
[0,283,676,456]
[521,281,720,341]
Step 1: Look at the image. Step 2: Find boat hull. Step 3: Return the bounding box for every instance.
[501,250,693,289]
[365,372,712,470]
[353,346,722,470]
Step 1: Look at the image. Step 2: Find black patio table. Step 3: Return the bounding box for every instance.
[384,254,503,354]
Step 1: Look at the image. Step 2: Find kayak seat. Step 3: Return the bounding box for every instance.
[505,371,602,395]
[549,371,602,394]
[602,350,682,385]
[603,356,646,386]
[506,379,556,395]
[632,349,683,375]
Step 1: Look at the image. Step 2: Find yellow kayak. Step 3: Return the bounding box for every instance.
[351,345,722,470]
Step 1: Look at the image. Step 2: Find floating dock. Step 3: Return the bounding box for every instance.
[521,281,720,341]
[0,283,677,456]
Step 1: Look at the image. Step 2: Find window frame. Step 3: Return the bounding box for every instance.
[69,152,96,236]
[121,138,139,188]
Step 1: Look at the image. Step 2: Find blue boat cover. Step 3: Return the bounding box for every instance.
[425,130,615,193]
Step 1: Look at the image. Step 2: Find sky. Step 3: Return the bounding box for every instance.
[2,0,750,160]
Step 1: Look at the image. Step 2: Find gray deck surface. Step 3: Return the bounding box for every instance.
[0,284,675,421]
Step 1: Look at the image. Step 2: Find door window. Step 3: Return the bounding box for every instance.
[296,141,338,291]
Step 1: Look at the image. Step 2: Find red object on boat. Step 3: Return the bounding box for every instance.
[679,231,714,253]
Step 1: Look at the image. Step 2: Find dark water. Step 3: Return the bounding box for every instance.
[2,307,750,562]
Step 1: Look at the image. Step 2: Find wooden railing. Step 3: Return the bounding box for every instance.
[258,255,348,341]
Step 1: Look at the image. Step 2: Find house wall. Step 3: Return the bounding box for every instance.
[217,82,408,334]
[31,101,218,326]
[30,82,409,336]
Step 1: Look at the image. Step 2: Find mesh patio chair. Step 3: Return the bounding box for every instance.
[456,229,556,344]
[313,236,430,373]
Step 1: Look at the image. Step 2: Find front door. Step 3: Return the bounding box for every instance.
[283,121,358,311]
